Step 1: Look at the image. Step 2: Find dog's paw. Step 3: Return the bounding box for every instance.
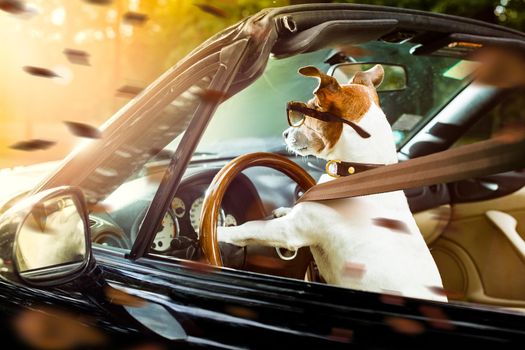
[217,226,246,247]
[272,207,292,218]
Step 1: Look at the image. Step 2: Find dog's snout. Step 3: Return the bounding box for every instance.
[283,129,290,139]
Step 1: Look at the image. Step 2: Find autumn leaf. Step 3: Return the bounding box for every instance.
[379,291,405,306]
[427,286,465,299]
[193,89,231,103]
[224,305,258,320]
[116,85,144,98]
[341,261,366,279]
[372,217,411,234]
[248,255,286,269]
[104,285,147,308]
[64,48,90,66]
[0,0,26,14]
[9,139,56,151]
[180,259,215,274]
[472,46,525,88]
[334,44,373,58]
[194,3,228,19]
[123,11,149,25]
[64,121,102,139]
[328,327,353,343]
[419,305,455,330]
[13,306,106,349]
[384,317,425,335]
[324,52,350,66]
[148,147,174,159]
[493,120,525,144]
[87,202,113,213]
[83,0,113,5]
[23,66,60,78]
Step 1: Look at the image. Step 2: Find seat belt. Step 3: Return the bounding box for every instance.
[297,137,525,203]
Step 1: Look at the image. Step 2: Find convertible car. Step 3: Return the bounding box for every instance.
[0,3,524,349]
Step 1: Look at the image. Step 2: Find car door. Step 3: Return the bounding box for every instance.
[405,88,525,310]
[93,244,525,349]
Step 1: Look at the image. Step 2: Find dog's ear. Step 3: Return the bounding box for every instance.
[298,66,341,92]
[351,64,384,89]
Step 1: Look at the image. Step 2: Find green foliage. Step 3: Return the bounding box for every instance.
[331,0,525,31]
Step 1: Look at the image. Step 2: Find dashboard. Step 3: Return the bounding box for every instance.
[89,155,325,277]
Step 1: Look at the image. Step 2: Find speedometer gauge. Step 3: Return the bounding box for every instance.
[189,197,224,238]
[151,211,178,252]
[172,197,185,218]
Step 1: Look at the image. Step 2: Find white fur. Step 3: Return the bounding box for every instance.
[218,97,446,302]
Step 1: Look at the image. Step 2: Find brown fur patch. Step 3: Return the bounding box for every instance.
[297,64,383,150]
[305,84,372,148]
[304,116,343,151]
[328,84,372,122]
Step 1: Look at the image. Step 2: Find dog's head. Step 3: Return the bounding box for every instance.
[283,64,385,158]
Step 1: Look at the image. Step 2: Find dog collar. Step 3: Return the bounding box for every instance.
[325,159,384,178]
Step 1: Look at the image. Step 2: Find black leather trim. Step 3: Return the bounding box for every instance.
[448,170,525,204]
[404,183,450,214]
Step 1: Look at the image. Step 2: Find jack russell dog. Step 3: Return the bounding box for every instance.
[218,64,447,302]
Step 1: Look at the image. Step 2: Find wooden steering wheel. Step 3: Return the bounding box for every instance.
[199,152,316,266]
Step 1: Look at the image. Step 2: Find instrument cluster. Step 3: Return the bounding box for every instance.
[151,194,237,253]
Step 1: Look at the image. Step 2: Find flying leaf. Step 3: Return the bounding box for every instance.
[194,3,228,18]
[472,46,525,88]
[379,291,405,306]
[0,0,26,14]
[13,306,106,349]
[493,121,525,144]
[324,52,350,66]
[9,139,56,151]
[104,285,146,308]
[63,48,90,66]
[224,306,258,320]
[0,0,23,14]
[116,85,143,98]
[341,261,366,279]
[384,317,425,335]
[64,121,101,139]
[180,259,215,274]
[419,305,455,330]
[123,11,149,25]
[248,255,286,269]
[427,286,465,299]
[87,202,113,213]
[328,327,353,343]
[83,0,113,5]
[334,44,373,58]
[148,147,174,159]
[193,89,230,103]
[23,66,60,78]
[372,217,411,234]
[25,203,47,232]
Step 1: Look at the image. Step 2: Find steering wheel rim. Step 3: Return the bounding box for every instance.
[199,152,317,266]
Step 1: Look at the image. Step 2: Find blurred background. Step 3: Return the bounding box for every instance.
[0,0,523,169]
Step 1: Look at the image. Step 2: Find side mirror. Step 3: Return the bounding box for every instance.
[330,62,407,92]
[0,186,91,287]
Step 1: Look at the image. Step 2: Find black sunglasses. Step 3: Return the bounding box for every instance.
[286,101,370,139]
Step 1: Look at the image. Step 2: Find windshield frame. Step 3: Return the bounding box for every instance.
[23,4,525,263]
[128,39,250,259]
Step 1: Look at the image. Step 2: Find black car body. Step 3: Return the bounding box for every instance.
[0,3,525,349]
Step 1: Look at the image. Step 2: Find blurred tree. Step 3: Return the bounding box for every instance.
[93,0,525,79]
[324,0,525,31]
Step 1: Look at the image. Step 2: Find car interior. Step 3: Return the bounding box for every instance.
[82,30,525,312]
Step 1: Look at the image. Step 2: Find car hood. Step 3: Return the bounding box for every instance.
[0,161,60,210]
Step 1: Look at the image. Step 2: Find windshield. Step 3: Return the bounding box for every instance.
[74,40,473,204]
[196,41,472,157]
